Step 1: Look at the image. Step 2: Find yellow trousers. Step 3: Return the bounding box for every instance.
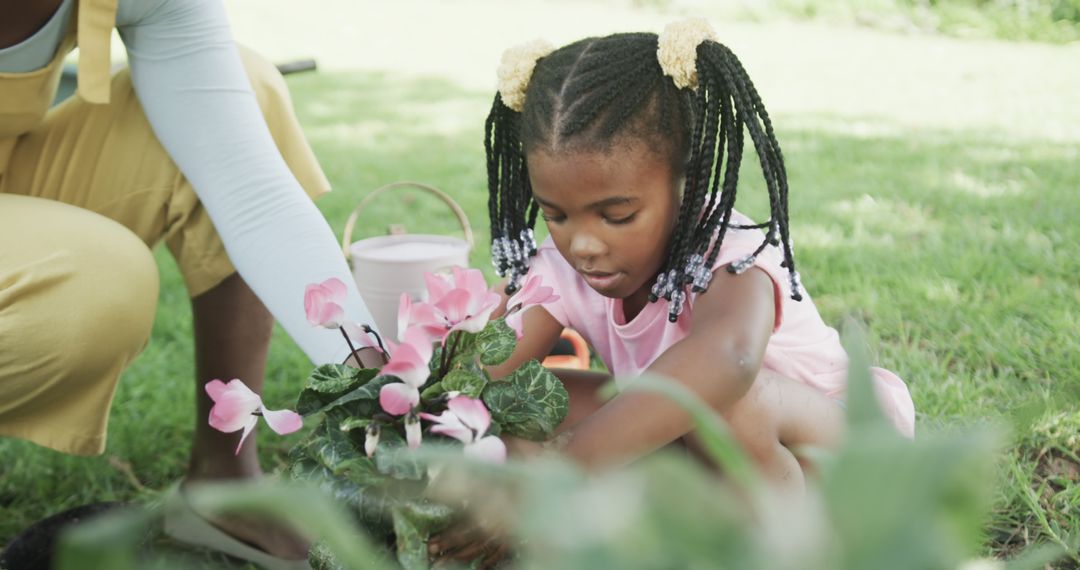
[0,47,329,455]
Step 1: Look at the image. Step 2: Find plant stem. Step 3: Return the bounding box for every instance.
[439,331,462,379]
[339,326,360,366]
[362,324,388,354]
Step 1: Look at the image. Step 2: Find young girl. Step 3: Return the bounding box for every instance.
[489,18,914,472]
[428,18,915,564]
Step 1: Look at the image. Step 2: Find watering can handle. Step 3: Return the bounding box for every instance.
[341,181,475,262]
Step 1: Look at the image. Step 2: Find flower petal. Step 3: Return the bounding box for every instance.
[447,396,491,436]
[204,379,228,402]
[305,279,348,328]
[449,293,500,335]
[317,302,345,329]
[453,266,489,299]
[505,313,525,340]
[397,294,413,342]
[421,410,472,443]
[262,408,303,435]
[430,423,474,444]
[323,277,348,302]
[379,382,420,416]
[234,416,259,455]
[465,435,507,463]
[434,289,473,325]
[304,284,331,326]
[424,272,453,302]
[207,380,262,433]
[381,345,429,387]
[401,326,435,363]
[507,275,560,313]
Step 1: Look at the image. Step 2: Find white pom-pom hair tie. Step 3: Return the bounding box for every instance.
[496,38,556,112]
[657,17,718,90]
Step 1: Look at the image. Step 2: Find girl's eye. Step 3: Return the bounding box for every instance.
[605,213,636,225]
[541,213,566,224]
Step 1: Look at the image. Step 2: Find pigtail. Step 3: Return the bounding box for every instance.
[485,94,534,294]
[651,20,803,322]
[486,40,553,293]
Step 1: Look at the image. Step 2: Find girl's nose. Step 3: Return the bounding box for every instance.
[570,231,606,262]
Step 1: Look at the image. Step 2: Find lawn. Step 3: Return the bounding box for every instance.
[2,1,1079,566]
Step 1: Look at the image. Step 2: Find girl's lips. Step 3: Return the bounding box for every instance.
[582,271,621,291]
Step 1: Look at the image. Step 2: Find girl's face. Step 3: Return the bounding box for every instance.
[527,143,680,317]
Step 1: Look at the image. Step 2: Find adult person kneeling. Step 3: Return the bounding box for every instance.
[0,0,383,567]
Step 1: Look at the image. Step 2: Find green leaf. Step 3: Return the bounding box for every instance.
[397,498,456,536]
[375,443,426,480]
[420,381,445,400]
[476,318,516,366]
[339,417,371,432]
[431,330,481,374]
[289,458,395,538]
[840,317,894,435]
[618,373,761,495]
[392,507,430,570]
[482,360,569,440]
[298,366,378,415]
[320,375,397,414]
[441,368,487,398]
[309,540,348,570]
[309,421,363,475]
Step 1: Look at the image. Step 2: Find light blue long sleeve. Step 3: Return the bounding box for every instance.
[112,0,377,364]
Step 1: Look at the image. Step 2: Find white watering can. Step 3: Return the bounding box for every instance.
[342,181,474,341]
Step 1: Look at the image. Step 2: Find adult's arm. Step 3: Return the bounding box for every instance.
[116,0,375,364]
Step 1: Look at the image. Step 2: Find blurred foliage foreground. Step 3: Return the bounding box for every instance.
[51,322,1071,570]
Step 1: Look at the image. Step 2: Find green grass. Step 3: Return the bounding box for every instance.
[744,0,1080,43]
[3,67,1079,565]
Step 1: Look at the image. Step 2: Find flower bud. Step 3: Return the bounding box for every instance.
[365,423,381,457]
[405,411,422,449]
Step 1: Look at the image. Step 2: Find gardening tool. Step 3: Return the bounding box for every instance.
[342,181,474,341]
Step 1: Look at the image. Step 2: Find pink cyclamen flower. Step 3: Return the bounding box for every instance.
[504,312,525,341]
[506,274,559,314]
[401,267,501,342]
[341,321,382,353]
[206,379,303,454]
[378,327,434,415]
[420,396,507,463]
[304,278,348,329]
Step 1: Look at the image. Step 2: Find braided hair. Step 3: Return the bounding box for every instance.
[486,31,802,323]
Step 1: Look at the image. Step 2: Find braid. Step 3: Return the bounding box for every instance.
[483,30,802,314]
[486,94,532,291]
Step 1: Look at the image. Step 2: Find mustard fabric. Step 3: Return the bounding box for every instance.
[0,1,330,454]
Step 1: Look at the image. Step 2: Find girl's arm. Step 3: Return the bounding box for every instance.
[485,281,565,379]
[560,267,777,470]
